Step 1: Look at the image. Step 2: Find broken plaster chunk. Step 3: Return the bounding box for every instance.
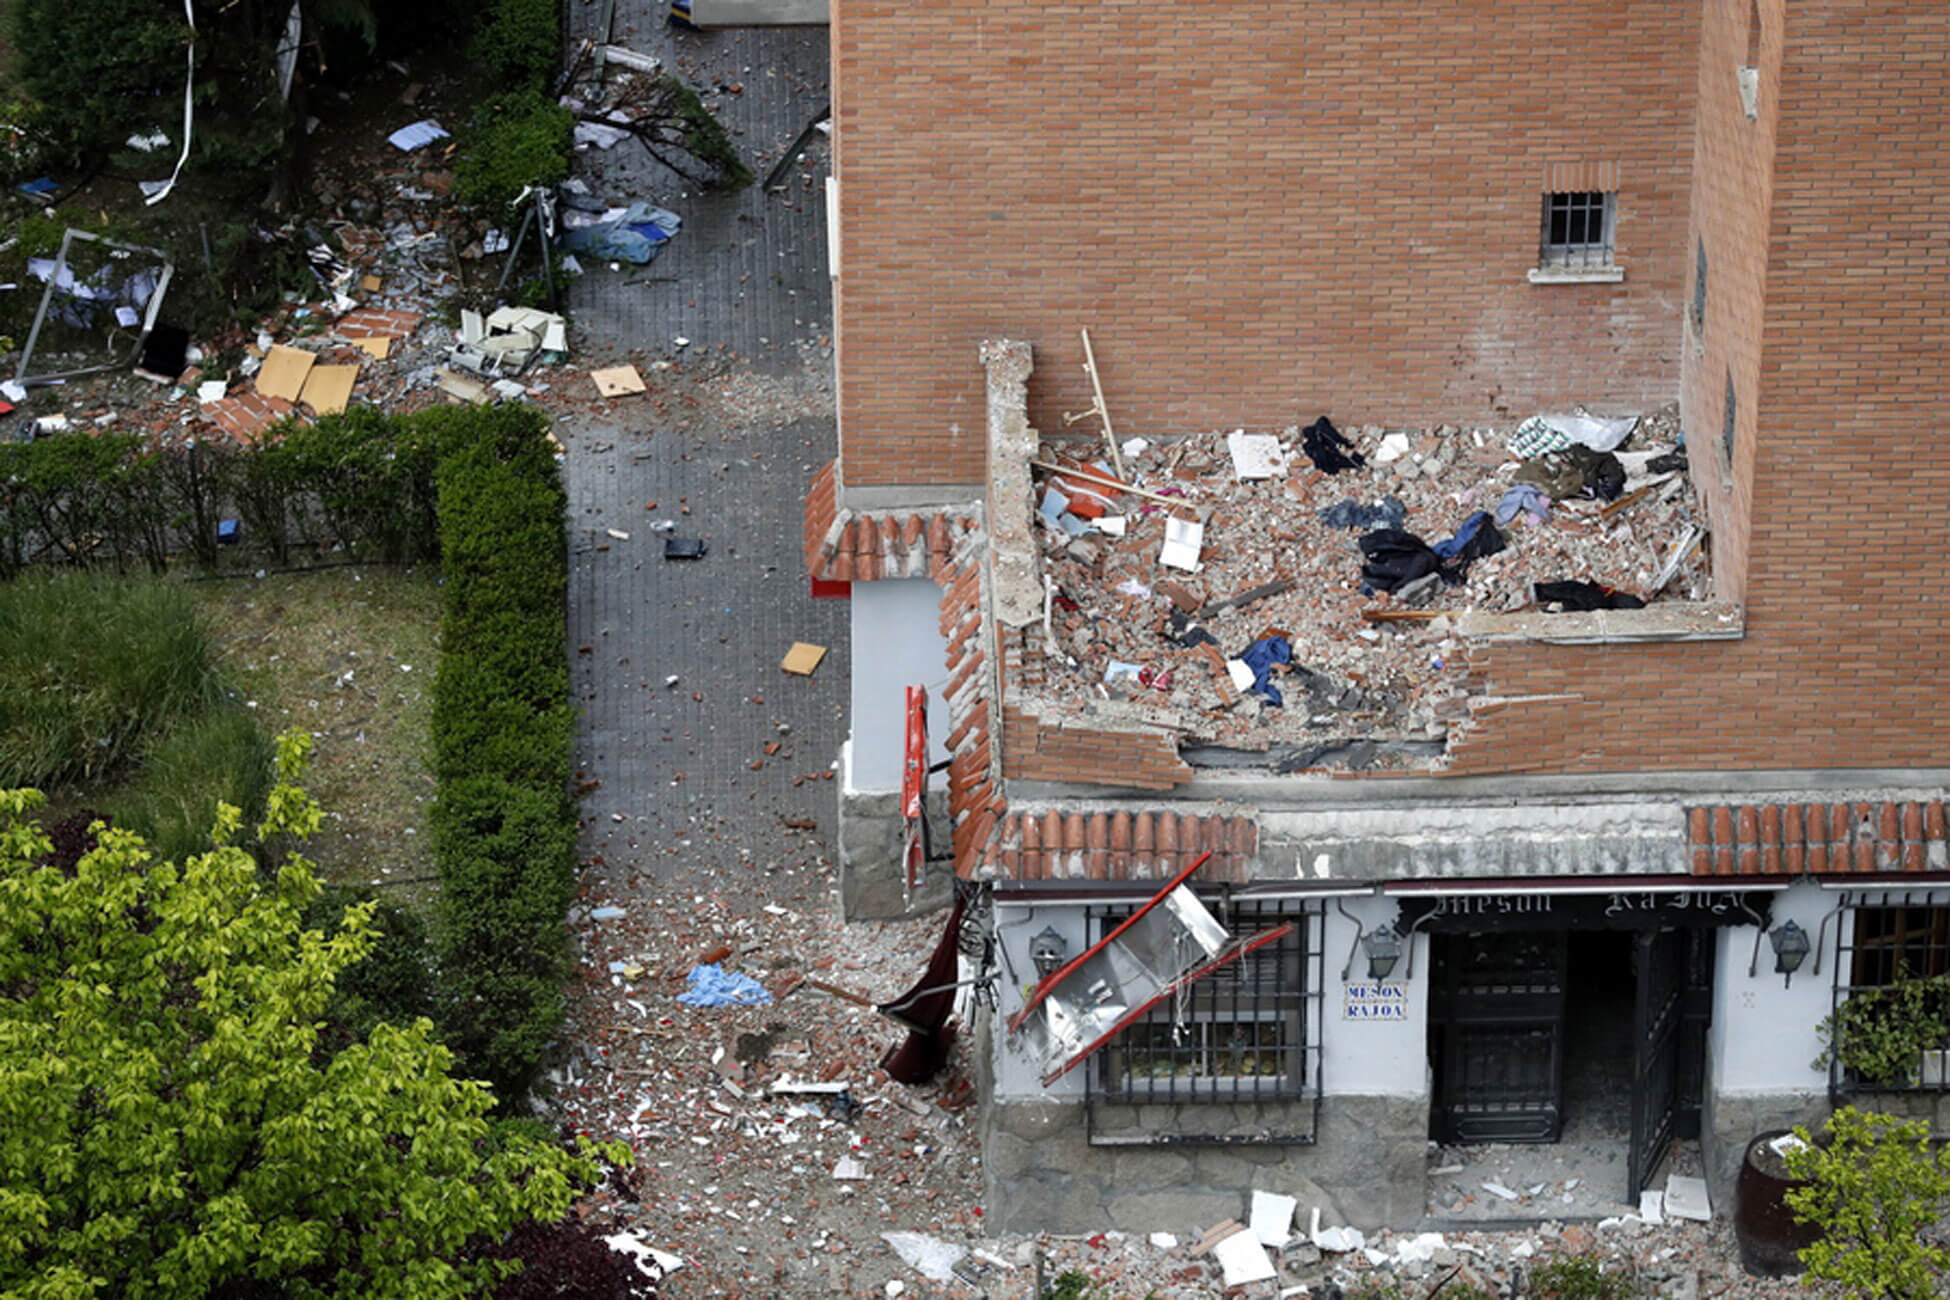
[1212,1231,1276,1286]
[1373,431,1413,463]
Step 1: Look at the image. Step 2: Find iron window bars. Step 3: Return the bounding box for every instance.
[1085,896,1324,1146]
[1539,191,1616,270]
[1826,890,1950,1099]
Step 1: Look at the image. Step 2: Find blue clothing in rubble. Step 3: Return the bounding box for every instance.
[1241,636,1293,707]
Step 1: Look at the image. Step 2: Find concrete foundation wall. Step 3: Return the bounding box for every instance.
[837,786,952,919]
[1700,1089,1828,1216]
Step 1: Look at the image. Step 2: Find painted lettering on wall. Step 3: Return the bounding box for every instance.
[1602,890,1742,917]
[1432,895,1556,916]
[1342,983,1409,1021]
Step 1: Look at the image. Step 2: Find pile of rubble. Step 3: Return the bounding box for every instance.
[1023,407,1709,756]
[996,1210,1816,1300]
[553,870,987,1296]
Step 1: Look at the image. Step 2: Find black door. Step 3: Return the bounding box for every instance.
[1673,928,1716,1140]
[1628,927,1688,1195]
[1430,931,1568,1144]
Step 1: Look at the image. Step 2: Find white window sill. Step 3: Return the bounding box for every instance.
[1528,265,1625,285]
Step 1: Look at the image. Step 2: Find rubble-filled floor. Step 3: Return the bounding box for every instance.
[1024,409,1711,764]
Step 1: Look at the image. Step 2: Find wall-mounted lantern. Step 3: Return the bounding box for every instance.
[1363,927,1403,983]
[1028,926,1068,980]
[1769,920,1810,987]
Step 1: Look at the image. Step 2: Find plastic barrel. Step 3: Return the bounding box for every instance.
[1734,1129,1819,1277]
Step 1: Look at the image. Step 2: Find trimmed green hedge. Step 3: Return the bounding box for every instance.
[0,404,577,1104]
[0,413,443,577]
[429,408,576,1101]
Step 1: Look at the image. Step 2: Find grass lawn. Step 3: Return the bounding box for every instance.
[190,565,441,905]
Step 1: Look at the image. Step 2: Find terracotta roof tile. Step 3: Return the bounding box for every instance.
[995,809,1258,882]
[1687,797,1950,877]
[801,459,977,583]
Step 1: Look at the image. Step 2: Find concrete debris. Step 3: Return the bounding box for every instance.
[1666,1174,1713,1222]
[880,1230,965,1284]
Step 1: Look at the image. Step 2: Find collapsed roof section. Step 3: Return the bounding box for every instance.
[978,341,1740,787]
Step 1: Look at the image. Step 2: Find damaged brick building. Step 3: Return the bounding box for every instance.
[806,0,1950,1232]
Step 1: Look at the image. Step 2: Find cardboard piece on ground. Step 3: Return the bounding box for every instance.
[436,368,489,405]
[1226,430,1288,479]
[350,335,391,359]
[255,345,316,402]
[298,364,358,416]
[591,364,646,397]
[387,119,449,151]
[1160,516,1204,572]
[781,642,827,676]
[360,273,383,292]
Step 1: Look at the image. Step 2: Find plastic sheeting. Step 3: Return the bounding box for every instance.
[559,201,683,264]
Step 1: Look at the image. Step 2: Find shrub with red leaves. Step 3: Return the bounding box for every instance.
[39,811,108,875]
[475,1219,657,1299]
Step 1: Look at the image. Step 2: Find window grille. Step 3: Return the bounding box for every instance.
[1828,892,1950,1099]
[1085,896,1323,1145]
[1539,191,1616,270]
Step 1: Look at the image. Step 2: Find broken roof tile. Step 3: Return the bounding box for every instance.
[995,809,1258,883]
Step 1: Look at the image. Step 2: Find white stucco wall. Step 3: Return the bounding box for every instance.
[1710,881,1950,1097]
[844,579,950,794]
[1319,894,1430,1098]
[1708,879,1844,1096]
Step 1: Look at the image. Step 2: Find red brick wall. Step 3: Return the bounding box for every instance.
[1679,0,1783,607]
[830,0,1699,488]
[1450,1,1950,776]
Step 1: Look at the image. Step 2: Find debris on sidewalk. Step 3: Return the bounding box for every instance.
[780,641,827,675]
[591,364,647,396]
[386,119,450,151]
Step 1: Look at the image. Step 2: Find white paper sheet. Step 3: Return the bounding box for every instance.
[1160,516,1204,571]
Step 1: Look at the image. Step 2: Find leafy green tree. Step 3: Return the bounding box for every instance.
[1785,1106,1950,1299]
[0,732,617,1298]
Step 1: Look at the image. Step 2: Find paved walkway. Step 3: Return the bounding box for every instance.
[559,11,846,890]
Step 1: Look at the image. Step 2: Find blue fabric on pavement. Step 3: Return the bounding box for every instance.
[676,962,773,1007]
